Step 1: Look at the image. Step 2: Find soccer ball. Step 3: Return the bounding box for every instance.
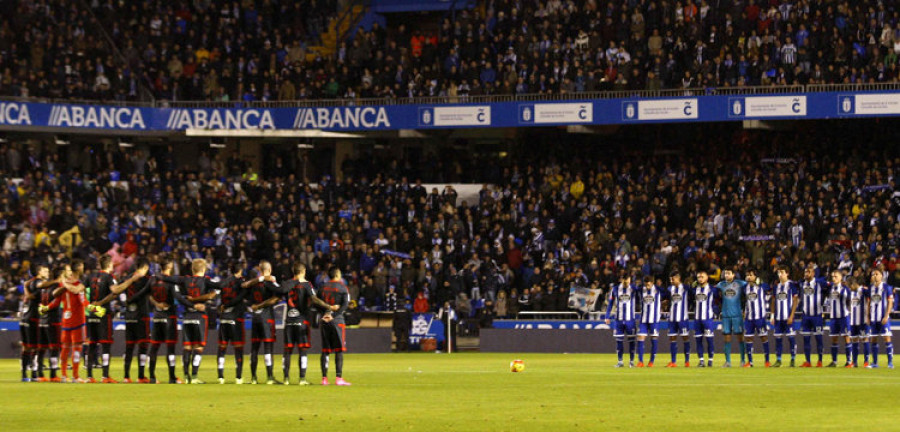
[510,359,525,373]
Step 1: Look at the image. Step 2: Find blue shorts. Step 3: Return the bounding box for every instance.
[773,320,796,337]
[743,318,768,337]
[613,320,636,338]
[800,315,824,336]
[638,322,659,337]
[722,316,743,335]
[849,324,869,338]
[668,321,691,337]
[829,317,849,336]
[869,320,892,338]
[694,319,715,337]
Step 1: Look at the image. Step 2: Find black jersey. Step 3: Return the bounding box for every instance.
[87,271,116,317]
[218,275,248,320]
[148,275,187,317]
[39,283,62,325]
[282,279,318,323]
[21,277,43,321]
[160,275,221,314]
[123,275,152,319]
[247,280,280,321]
[320,280,350,325]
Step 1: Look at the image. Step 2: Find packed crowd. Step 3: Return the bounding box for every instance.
[1,122,900,322]
[4,0,900,102]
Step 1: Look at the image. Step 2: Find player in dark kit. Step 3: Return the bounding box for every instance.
[160,258,221,384]
[280,262,338,385]
[36,265,68,382]
[20,264,49,381]
[216,262,249,384]
[94,259,151,382]
[242,261,281,384]
[148,259,191,383]
[319,267,352,386]
[86,255,146,383]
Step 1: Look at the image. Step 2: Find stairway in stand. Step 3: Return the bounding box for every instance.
[306,2,366,62]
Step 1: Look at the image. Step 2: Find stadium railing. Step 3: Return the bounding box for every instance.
[12,83,900,109]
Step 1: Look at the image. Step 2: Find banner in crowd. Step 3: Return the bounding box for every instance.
[409,313,445,349]
[4,91,900,133]
[567,287,603,313]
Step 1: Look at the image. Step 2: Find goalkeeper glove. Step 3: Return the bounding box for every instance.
[38,305,49,315]
[94,306,107,318]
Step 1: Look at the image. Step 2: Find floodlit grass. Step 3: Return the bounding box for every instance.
[3,353,900,431]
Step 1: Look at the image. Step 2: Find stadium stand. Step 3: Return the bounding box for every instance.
[1,119,900,321]
[2,0,900,102]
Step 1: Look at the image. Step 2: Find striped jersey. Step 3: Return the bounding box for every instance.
[848,288,866,326]
[640,284,662,324]
[772,281,798,321]
[799,278,825,316]
[868,283,893,322]
[825,283,850,319]
[667,284,690,322]
[744,283,768,320]
[606,284,637,321]
[693,284,716,320]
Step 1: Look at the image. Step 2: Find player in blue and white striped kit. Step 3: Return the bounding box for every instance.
[866,270,894,369]
[742,269,770,367]
[636,276,662,367]
[847,277,869,367]
[824,270,852,367]
[799,266,826,367]
[692,271,718,368]
[605,274,638,368]
[664,271,692,367]
[771,266,798,367]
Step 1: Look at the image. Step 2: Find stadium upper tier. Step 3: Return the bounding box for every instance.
[1,0,898,103]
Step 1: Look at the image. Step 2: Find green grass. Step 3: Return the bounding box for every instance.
[4,353,900,431]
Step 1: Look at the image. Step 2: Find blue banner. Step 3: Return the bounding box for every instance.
[4,91,900,132]
[409,313,445,349]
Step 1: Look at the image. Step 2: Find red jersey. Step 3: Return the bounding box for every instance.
[60,282,87,329]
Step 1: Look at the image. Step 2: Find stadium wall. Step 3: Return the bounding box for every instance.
[0,92,895,134]
[0,328,391,358]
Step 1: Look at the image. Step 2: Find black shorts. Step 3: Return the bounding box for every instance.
[125,317,151,344]
[284,320,310,348]
[87,315,113,344]
[151,315,178,345]
[182,314,209,347]
[218,318,246,346]
[251,318,275,343]
[20,318,39,349]
[320,322,346,353]
[39,322,61,350]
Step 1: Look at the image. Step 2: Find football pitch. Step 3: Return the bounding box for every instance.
[4,353,900,431]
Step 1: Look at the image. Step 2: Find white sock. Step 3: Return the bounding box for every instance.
[192,354,202,367]
[217,356,225,369]
[264,353,272,367]
[167,354,176,367]
[139,354,147,367]
[50,357,59,370]
[102,353,110,366]
[301,356,308,369]
[73,351,81,363]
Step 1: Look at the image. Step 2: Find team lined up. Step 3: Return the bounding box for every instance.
[605,266,894,369]
[19,256,353,385]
